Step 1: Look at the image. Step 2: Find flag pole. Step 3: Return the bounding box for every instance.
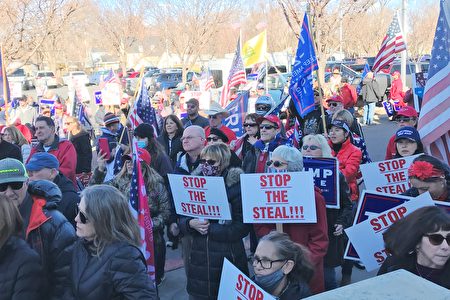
[1,46,9,123]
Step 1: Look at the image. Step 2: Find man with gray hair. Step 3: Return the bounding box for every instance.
[175,125,206,175]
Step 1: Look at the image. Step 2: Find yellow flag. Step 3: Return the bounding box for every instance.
[242,31,267,67]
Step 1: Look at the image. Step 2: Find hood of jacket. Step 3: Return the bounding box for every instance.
[192,167,243,187]
[28,180,62,209]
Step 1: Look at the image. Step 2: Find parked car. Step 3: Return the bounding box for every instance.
[33,71,58,88]
[62,71,89,86]
[8,68,33,90]
[89,70,110,85]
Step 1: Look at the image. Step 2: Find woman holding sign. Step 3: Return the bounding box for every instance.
[253,231,314,299]
[378,206,450,289]
[178,143,250,299]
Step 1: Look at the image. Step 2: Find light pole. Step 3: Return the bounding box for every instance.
[401,0,407,89]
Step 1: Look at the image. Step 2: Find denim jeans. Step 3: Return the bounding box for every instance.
[324,266,338,291]
[363,102,376,125]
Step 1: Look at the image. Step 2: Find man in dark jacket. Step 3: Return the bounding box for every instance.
[361,72,382,125]
[181,98,209,128]
[0,158,76,300]
[26,152,80,227]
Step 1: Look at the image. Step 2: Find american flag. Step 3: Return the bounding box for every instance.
[219,38,247,107]
[286,118,301,148]
[129,78,160,135]
[129,144,156,280]
[201,68,214,91]
[112,146,124,175]
[77,102,92,127]
[372,13,407,72]
[99,69,121,89]
[418,0,450,164]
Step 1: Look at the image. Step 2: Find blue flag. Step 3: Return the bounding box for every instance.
[289,14,318,118]
[356,62,370,94]
[224,91,249,138]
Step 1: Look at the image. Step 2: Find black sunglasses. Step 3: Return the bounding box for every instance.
[0,181,24,192]
[255,105,271,110]
[329,102,339,107]
[76,205,89,224]
[396,117,412,123]
[207,137,220,142]
[302,145,320,151]
[208,115,219,119]
[425,234,450,246]
[199,159,217,165]
[243,123,258,128]
[267,160,287,167]
[259,125,277,130]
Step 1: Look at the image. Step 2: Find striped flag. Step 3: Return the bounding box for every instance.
[219,38,247,108]
[417,0,450,164]
[129,143,156,280]
[99,69,121,89]
[372,13,407,72]
[201,68,215,91]
[129,78,160,135]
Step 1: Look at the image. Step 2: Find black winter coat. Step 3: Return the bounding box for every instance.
[157,133,184,167]
[19,180,77,300]
[0,236,44,300]
[70,130,92,173]
[278,280,311,300]
[179,168,251,300]
[69,240,157,300]
[54,173,80,228]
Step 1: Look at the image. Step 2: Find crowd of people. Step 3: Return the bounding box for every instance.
[0,70,448,300]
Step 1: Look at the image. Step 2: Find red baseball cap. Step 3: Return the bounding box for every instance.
[257,115,281,128]
[395,106,418,118]
[122,148,152,165]
[326,95,343,103]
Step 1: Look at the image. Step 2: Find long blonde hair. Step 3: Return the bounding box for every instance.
[5,126,29,146]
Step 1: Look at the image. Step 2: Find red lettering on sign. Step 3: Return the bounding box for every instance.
[374,249,389,263]
[384,171,407,183]
[183,177,207,188]
[378,159,407,172]
[264,190,288,203]
[370,206,407,232]
[253,206,304,219]
[375,182,410,194]
[259,174,291,187]
[235,274,264,300]
[188,190,206,202]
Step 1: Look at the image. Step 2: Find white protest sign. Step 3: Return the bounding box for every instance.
[240,172,317,223]
[344,192,434,271]
[8,81,23,98]
[168,174,231,220]
[101,82,121,105]
[181,91,210,110]
[360,155,419,195]
[218,258,276,300]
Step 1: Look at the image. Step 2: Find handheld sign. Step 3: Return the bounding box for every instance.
[360,155,419,195]
[168,174,231,220]
[304,157,340,209]
[344,192,434,271]
[101,82,121,105]
[94,91,102,105]
[240,172,317,224]
[218,258,276,300]
[38,98,55,115]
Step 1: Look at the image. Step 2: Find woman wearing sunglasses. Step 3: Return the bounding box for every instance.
[70,185,157,299]
[178,143,250,299]
[301,134,353,289]
[378,206,450,289]
[92,148,171,286]
[232,113,260,161]
[254,145,328,294]
[253,231,314,299]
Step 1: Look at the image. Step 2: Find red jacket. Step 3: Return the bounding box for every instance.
[28,135,78,186]
[205,125,237,144]
[389,79,405,103]
[254,188,329,294]
[340,83,357,109]
[329,138,362,202]
[385,134,396,160]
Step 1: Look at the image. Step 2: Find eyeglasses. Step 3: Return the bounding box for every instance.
[199,159,217,165]
[243,123,258,128]
[259,125,277,130]
[425,234,450,246]
[267,160,288,167]
[76,205,89,224]
[396,117,413,123]
[302,145,320,151]
[252,256,286,269]
[329,102,339,107]
[0,182,24,192]
[255,105,271,110]
[206,137,219,142]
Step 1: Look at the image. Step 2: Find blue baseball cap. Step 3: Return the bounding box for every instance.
[395,126,421,143]
[26,152,60,171]
[327,120,350,132]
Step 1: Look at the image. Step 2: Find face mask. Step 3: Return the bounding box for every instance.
[201,164,220,176]
[254,268,285,294]
[137,141,147,148]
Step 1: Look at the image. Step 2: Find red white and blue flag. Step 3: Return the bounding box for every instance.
[99,69,121,89]
[129,78,160,135]
[418,0,450,164]
[129,144,156,280]
[220,38,247,108]
[201,68,215,91]
[372,13,407,73]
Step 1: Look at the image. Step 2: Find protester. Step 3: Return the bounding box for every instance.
[157,114,184,167]
[328,120,362,202]
[0,195,44,300]
[92,148,170,285]
[389,71,405,107]
[2,125,31,162]
[207,128,241,168]
[26,152,79,228]
[9,95,38,126]
[325,95,344,121]
[69,185,158,299]
[378,206,450,289]
[296,88,326,139]
[327,68,342,96]
[385,106,419,160]
[255,95,275,116]
[134,123,173,178]
[254,145,329,294]
[404,154,450,201]
[181,98,209,129]
[393,126,424,158]
[231,113,260,161]
[65,116,92,174]
[339,78,357,115]
[0,130,23,161]
[97,112,121,182]
[178,143,250,299]
[204,101,236,144]
[242,115,289,173]
[29,116,77,185]
[253,231,314,299]
[0,158,76,300]
[301,134,353,290]
[360,71,382,126]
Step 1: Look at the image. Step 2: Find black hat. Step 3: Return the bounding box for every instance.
[327,120,350,132]
[209,127,229,143]
[134,123,155,139]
